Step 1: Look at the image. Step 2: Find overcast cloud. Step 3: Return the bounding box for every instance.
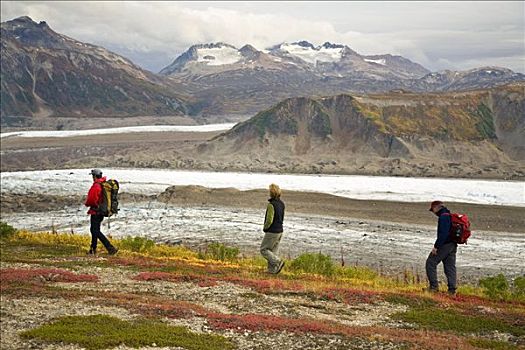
[1,1,524,73]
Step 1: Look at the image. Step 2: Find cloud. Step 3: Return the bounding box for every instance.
[1,1,524,73]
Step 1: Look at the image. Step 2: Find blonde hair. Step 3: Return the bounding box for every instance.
[269,183,281,198]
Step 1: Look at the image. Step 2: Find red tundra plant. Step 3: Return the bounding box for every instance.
[197,280,219,287]
[0,268,98,283]
[206,312,475,349]
[101,291,208,319]
[133,271,177,281]
[206,312,337,334]
[320,287,381,304]
[134,272,305,293]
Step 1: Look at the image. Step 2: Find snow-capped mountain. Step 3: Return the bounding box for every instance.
[160,42,314,77]
[158,40,522,115]
[160,40,429,80]
[160,43,242,75]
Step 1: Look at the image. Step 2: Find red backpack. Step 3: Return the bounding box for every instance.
[445,213,471,244]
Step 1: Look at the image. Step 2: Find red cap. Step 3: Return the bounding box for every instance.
[429,200,443,211]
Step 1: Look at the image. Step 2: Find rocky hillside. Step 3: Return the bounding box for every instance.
[196,83,525,178]
[0,16,192,124]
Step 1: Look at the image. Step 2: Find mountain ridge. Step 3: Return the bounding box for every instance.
[160,40,430,80]
[1,16,524,123]
[0,16,192,122]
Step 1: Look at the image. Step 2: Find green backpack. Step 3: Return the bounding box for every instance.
[98,179,120,217]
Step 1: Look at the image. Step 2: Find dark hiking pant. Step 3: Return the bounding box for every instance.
[425,242,457,292]
[90,214,113,252]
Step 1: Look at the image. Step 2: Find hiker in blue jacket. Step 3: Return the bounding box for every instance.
[425,200,457,295]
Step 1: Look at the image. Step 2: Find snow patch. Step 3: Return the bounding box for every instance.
[364,58,386,66]
[280,43,343,64]
[196,47,241,66]
[0,123,236,139]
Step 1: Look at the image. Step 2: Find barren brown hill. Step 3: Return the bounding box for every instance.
[195,83,525,179]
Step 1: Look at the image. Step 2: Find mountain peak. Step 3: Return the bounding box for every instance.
[239,44,261,59]
[4,16,49,29]
[190,42,237,50]
[160,42,243,74]
[294,40,316,49]
[1,16,67,50]
[321,42,345,49]
[469,66,514,74]
[239,44,258,53]
[10,16,36,24]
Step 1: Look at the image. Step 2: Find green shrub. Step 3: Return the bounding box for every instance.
[468,338,519,350]
[392,307,524,336]
[205,242,240,262]
[512,275,525,297]
[475,103,496,139]
[337,265,379,281]
[0,222,17,239]
[290,252,336,277]
[21,314,233,350]
[120,236,155,253]
[479,274,510,300]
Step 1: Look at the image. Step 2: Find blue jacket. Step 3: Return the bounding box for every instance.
[434,207,452,248]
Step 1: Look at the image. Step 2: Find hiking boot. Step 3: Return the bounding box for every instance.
[275,261,285,275]
[448,290,457,297]
[108,247,119,256]
[422,287,438,293]
[87,248,96,256]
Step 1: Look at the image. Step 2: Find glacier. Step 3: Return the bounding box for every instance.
[1,168,523,206]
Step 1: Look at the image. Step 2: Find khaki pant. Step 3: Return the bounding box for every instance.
[260,232,282,273]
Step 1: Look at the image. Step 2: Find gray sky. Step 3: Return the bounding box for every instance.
[2,1,524,73]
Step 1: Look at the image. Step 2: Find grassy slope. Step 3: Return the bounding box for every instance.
[1,230,524,350]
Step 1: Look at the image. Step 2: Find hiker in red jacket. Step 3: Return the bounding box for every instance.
[85,169,118,256]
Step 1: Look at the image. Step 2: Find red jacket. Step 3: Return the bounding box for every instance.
[85,176,106,215]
